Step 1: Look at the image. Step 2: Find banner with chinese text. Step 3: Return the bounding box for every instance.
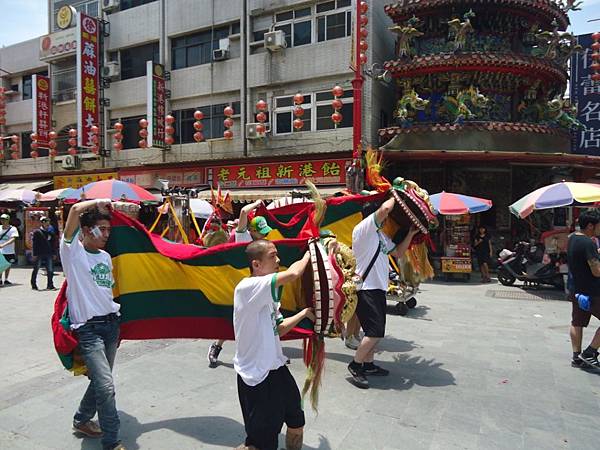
[76,13,100,148]
[571,33,599,155]
[206,159,349,188]
[54,172,118,189]
[120,168,203,188]
[147,61,166,148]
[32,75,51,147]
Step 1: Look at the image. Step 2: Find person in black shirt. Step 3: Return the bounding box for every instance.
[30,216,56,290]
[473,226,493,283]
[567,210,600,370]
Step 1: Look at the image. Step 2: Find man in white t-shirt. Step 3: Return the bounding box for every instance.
[208,200,273,367]
[234,239,315,450]
[347,196,419,389]
[0,213,19,285]
[60,199,125,450]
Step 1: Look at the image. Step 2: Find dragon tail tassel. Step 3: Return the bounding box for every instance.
[302,335,325,413]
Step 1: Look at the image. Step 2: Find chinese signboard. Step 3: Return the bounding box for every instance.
[147,61,166,148]
[32,75,51,147]
[39,28,77,61]
[441,257,472,273]
[120,168,203,188]
[206,159,349,188]
[571,33,600,155]
[54,172,118,189]
[76,13,100,148]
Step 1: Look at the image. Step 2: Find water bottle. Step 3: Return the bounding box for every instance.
[576,293,591,312]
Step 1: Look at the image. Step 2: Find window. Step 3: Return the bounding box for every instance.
[113,116,145,150]
[120,0,157,11]
[120,43,159,80]
[317,0,352,42]
[274,7,312,48]
[52,59,77,102]
[273,91,352,135]
[22,72,48,101]
[21,131,50,159]
[171,27,229,70]
[171,101,241,144]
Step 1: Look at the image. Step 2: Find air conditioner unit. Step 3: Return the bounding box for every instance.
[213,48,229,61]
[246,123,266,139]
[264,30,287,51]
[61,154,81,170]
[102,0,120,12]
[101,62,120,79]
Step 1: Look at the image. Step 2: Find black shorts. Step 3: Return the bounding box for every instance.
[237,365,305,450]
[356,289,387,338]
[2,254,16,264]
[570,294,600,328]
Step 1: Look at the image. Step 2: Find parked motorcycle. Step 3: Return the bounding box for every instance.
[497,241,565,289]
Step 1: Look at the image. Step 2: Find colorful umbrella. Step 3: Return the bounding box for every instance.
[430,191,492,215]
[62,179,157,203]
[509,182,600,219]
[38,188,79,202]
[0,189,37,203]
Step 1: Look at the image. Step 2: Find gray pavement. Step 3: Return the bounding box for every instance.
[1,267,599,449]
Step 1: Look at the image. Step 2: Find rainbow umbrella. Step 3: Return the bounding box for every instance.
[509,182,600,219]
[38,188,79,202]
[62,179,157,203]
[430,191,492,215]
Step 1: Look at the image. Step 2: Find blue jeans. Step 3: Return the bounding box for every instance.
[74,319,120,449]
[31,255,54,289]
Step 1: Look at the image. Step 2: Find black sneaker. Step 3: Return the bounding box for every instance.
[348,362,369,389]
[578,352,600,370]
[363,363,390,376]
[207,343,222,368]
[3,280,11,285]
[571,358,584,368]
[31,285,39,290]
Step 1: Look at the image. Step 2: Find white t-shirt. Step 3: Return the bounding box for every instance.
[235,229,252,243]
[59,229,120,329]
[0,226,19,255]
[352,213,394,291]
[233,273,287,386]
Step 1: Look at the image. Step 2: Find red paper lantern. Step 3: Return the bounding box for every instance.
[30,150,39,159]
[360,15,368,26]
[11,134,19,143]
[193,131,204,142]
[68,128,77,137]
[256,112,267,123]
[90,125,99,135]
[360,27,368,38]
[194,110,204,120]
[360,1,368,13]
[49,149,57,157]
[224,106,234,117]
[68,148,78,155]
[193,121,204,131]
[332,85,344,97]
[293,118,304,130]
[293,93,304,105]
[30,142,39,150]
[593,42,600,51]
[593,53,600,61]
[114,122,124,131]
[359,53,368,65]
[360,40,368,51]
[224,129,233,139]
[165,135,175,146]
[11,152,18,160]
[30,132,39,141]
[332,112,343,124]
[139,118,148,128]
[256,100,268,111]
[48,140,57,149]
[90,134,99,144]
[256,123,266,134]
[10,143,18,152]
[592,73,600,82]
[591,62,600,72]
[113,142,123,151]
[332,99,343,110]
[114,132,123,141]
[165,114,175,125]
[48,131,57,140]
[165,125,175,135]
[68,137,77,147]
[592,32,600,41]
[224,118,234,128]
[139,128,148,138]
[0,118,5,125]
[293,106,304,117]
[138,139,147,148]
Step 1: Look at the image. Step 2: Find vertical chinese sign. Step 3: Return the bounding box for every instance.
[32,75,51,147]
[76,13,100,148]
[571,33,600,155]
[147,61,166,148]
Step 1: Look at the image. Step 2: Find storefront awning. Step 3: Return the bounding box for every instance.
[195,186,344,202]
[0,180,53,191]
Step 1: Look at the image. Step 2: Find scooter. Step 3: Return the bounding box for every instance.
[497,241,565,289]
[387,267,418,316]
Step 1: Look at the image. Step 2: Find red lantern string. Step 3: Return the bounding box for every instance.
[165,114,175,146]
[331,86,344,127]
[0,88,5,126]
[66,128,78,155]
[9,134,19,160]
[224,105,234,140]
[359,2,368,67]
[592,32,600,83]
[113,122,124,152]
[256,100,268,136]
[138,118,148,149]
[193,110,204,142]
[293,94,304,131]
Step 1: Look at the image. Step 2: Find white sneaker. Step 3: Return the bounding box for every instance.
[345,335,360,350]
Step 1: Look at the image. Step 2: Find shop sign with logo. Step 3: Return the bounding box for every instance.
[76,13,100,148]
[206,159,349,188]
[32,75,51,146]
[39,28,78,61]
[147,62,166,148]
[120,168,204,188]
[54,172,118,190]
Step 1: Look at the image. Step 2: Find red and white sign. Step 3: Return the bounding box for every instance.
[76,13,100,148]
[120,168,204,188]
[32,75,52,146]
[39,28,77,61]
[147,61,166,148]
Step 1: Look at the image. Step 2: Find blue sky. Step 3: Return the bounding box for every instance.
[0,0,599,47]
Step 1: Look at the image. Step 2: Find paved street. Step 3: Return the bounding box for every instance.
[1,267,599,450]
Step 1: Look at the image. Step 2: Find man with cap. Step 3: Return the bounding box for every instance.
[207,200,274,367]
[0,213,19,285]
[31,216,57,290]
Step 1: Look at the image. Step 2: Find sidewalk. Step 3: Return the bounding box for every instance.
[0,267,598,449]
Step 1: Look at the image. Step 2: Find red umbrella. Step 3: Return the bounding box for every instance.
[62,179,156,203]
[430,191,492,215]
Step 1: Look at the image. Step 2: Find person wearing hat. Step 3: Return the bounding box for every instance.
[31,216,57,290]
[0,213,19,285]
